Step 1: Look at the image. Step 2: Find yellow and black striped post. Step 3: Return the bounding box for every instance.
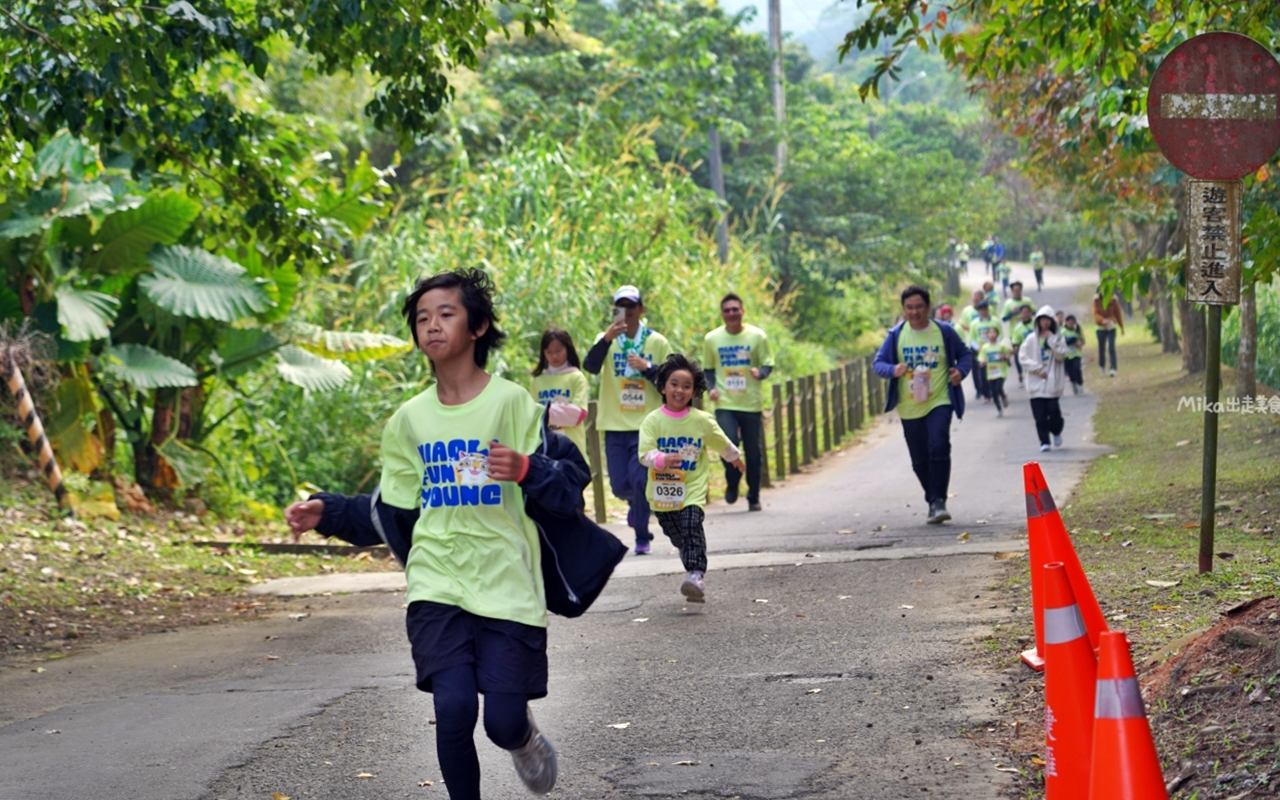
[4,359,71,512]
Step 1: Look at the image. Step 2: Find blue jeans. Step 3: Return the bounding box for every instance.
[899,404,953,504]
[605,430,652,544]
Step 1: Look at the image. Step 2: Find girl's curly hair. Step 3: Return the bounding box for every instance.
[656,353,708,400]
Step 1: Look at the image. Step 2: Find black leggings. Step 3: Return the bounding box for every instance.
[432,664,531,800]
[989,377,1006,411]
[1065,358,1084,387]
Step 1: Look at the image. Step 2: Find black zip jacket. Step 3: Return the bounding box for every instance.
[311,408,626,618]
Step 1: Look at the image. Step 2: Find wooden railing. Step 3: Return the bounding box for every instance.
[581,355,886,523]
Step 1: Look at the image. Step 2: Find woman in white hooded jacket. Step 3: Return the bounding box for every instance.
[1019,305,1068,452]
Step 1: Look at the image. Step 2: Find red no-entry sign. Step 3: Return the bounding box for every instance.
[1147,32,1280,180]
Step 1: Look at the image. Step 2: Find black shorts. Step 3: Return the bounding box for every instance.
[405,601,548,698]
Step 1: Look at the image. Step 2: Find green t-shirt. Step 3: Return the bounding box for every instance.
[968,315,1003,349]
[594,328,674,432]
[1001,297,1036,322]
[529,368,591,459]
[996,262,1012,280]
[895,323,951,421]
[979,341,1013,380]
[956,243,971,261]
[379,376,547,628]
[1009,319,1034,347]
[1030,251,1045,266]
[1063,327,1084,359]
[957,305,980,342]
[639,406,733,510]
[704,324,774,412]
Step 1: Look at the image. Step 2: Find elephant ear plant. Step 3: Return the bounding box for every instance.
[0,134,409,499]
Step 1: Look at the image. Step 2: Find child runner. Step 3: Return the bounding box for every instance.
[1030,247,1046,290]
[967,302,1003,403]
[982,280,999,312]
[1062,314,1087,394]
[1008,304,1035,386]
[285,269,583,799]
[530,328,591,460]
[1018,304,1068,453]
[978,325,1013,417]
[639,354,744,603]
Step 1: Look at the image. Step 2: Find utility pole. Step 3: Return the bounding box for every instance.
[708,125,729,264]
[768,0,785,174]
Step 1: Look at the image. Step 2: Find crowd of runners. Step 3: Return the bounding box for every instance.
[275,254,1127,800]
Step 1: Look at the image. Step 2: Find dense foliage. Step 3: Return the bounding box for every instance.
[1,0,1007,513]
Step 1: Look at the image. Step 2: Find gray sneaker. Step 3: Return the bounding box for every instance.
[681,571,706,603]
[511,708,557,794]
[926,501,951,525]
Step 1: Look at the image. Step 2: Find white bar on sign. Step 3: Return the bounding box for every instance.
[1161,93,1277,120]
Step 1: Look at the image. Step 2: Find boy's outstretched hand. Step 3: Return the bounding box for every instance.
[488,440,528,482]
[730,458,746,472]
[285,499,324,543]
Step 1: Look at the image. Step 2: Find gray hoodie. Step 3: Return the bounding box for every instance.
[1018,305,1068,399]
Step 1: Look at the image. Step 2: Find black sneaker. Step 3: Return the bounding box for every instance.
[748,501,762,512]
[724,483,739,505]
[926,501,951,525]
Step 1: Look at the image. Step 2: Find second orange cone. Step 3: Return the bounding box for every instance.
[1043,562,1097,797]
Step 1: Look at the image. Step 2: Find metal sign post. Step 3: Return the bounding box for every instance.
[1148,32,1280,573]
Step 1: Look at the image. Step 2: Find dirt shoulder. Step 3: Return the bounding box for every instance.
[0,477,398,674]
[984,333,1280,798]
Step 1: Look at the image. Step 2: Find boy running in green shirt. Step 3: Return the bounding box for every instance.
[1062,314,1087,394]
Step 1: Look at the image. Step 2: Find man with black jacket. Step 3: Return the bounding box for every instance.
[872,285,972,525]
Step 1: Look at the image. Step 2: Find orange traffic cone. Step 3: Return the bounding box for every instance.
[1022,462,1109,672]
[1043,562,1097,797]
[1088,631,1169,800]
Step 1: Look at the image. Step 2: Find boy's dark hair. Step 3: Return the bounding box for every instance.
[1065,314,1077,323]
[401,268,506,368]
[656,353,708,400]
[900,285,930,306]
[1009,280,1023,289]
[532,327,581,376]
[720,292,744,309]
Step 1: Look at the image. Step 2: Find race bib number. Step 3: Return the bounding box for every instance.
[620,379,646,411]
[724,368,748,394]
[986,362,1003,380]
[651,469,686,511]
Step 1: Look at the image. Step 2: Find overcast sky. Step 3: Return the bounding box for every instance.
[717,0,838,35]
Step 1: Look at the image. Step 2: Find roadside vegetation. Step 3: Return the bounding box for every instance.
[984,331,1280,798]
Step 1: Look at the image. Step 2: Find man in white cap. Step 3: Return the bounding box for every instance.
[583,286,674,554]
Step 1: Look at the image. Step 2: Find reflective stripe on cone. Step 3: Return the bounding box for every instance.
[1043,562,1097,798]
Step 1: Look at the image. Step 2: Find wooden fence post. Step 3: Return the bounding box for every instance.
[760,407,772,489]
[821,370,832,452]
[833,367,844,442]
[773,383,785,481]
[586,401,608,524]
[798,376,811,465]
[786,379,799,473]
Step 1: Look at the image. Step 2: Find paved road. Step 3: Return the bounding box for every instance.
[0,263,1103,800]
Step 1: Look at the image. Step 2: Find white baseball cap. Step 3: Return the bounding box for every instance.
[612,285,642,304]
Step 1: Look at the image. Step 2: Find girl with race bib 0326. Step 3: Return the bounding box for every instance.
[639,354,744,603]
